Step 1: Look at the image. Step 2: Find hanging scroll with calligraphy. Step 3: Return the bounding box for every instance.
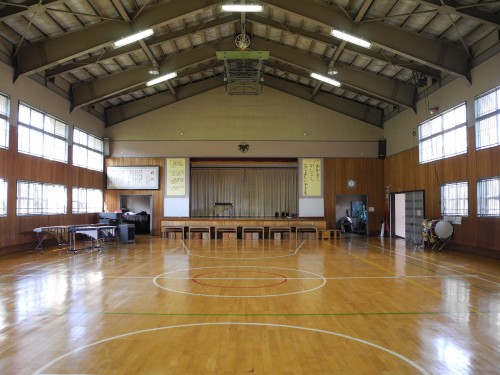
[106,166,160,190]
[166,158,187,196]
[301,158,322,197]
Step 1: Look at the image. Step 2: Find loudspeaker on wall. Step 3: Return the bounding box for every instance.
[378,138,386,159]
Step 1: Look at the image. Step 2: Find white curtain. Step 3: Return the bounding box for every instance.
[191,168,297,217]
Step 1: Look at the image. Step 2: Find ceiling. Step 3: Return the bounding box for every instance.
[0,0,499,128]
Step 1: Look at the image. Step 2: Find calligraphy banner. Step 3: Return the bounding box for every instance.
[301,158,322,197]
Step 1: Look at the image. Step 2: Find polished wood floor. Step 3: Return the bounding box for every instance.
[0,235,499,374]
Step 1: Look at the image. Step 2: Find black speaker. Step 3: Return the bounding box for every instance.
[378,139,386,159]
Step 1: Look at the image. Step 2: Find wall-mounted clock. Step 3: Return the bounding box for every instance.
[347,178,357,189]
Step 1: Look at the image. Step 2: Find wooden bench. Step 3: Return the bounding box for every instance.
[215,226,238,240]
[161,226,185,239]
[318,229,341,240]
[188,226,211,240]
[296,226,318,240]
[268,226,292,240]
[242,226,264,240]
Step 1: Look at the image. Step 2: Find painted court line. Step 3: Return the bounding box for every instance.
[153,265,327,298]
[33,322,431,375]
[181,239,306,260]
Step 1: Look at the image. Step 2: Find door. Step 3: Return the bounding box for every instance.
[405,191,424,245]
[395,193,406,238]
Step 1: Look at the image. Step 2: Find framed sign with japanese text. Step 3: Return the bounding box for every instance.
[301,158,322,197]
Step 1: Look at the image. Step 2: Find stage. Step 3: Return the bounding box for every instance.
[160,217,327,240]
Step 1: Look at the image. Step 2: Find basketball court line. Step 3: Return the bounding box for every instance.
[327,241,486,315]
[153,265,327,298]
[180,239,306,259]
[32,322,432,375]
[352,238,500,288]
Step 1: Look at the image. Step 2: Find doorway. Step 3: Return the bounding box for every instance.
[390,190,425,245]
[120,195,153,234]
[335,194,368,234]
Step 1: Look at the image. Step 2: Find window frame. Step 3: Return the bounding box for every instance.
[17,102,69,163]
[0,177,7,216]
[0,92,9,150]
[418,102,468,164]
[441,181,469,217]
[477,177,500,217]
[72,187,103,214]
[16,180,67,216]
[72,127,104,172]
[475,85,500,150]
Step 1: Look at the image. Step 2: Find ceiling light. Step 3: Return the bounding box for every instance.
[330,30,371,49]
[113,29,154,48]
[310,73,341,87]
[221,4,263,12]
[146,72,177,87]
[148,65,160,75]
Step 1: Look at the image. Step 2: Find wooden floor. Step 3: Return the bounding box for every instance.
[0,235,499,374]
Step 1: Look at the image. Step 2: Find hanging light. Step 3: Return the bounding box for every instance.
[331,30,371,49]
[146,72,177,87]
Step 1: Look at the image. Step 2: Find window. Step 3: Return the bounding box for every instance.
[419,103,467,163]
[72,187,103,213]
[477,177,500,217]
[0,177,7,216]
[475,85,500,150]
[16,180,67,215]
[441,182,468,216]
[0,92,9,149]
[17,103,68,163]
[73,128,104,172]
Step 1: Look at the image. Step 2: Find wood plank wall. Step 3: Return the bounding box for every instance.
[104,157,386,237]
[384,127,500,257]
[104,157,165,236]
[0,127,103,253]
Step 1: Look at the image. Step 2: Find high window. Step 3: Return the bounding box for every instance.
[419,103,467,163]
[72,187,103,213]
[441,181,468,216]
[475,85,500,150]
[477,177,500,217]
[17,103,68,163]
[0,92,9,149]
[73,128,104,172]
[16,180,67,215]
[0,177,7,216]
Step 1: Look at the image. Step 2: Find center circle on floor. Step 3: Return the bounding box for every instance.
[153,266,327,298]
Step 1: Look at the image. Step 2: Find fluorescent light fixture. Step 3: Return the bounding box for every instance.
[221,4,263,12]
[310,72,341,87]
[331,29,371,49]
[113,29,154,48]
[146,72,177,87]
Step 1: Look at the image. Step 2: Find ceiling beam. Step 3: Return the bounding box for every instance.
[265,77,383,127]
[251,38,416,110]
[0,0,66,21]
[105,76,224,126]
[246,14,441,80]
[411,0,500,27]
[15,0,226,77]
[45,14,239,78]
[263,0,471,82]
[71,39,234,108]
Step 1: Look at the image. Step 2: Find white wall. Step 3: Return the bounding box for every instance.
[104,85,384,158]
[384,52,500,157]
[0,62,105,137]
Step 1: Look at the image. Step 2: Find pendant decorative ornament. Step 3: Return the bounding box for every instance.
[238,142,249,153]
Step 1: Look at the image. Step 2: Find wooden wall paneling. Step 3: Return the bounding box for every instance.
[323,158,384,234]
[0,126,106,250]
[104,157,165,236]
[384,128,500,257]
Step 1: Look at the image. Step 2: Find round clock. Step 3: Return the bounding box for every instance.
[347,178,357,189]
